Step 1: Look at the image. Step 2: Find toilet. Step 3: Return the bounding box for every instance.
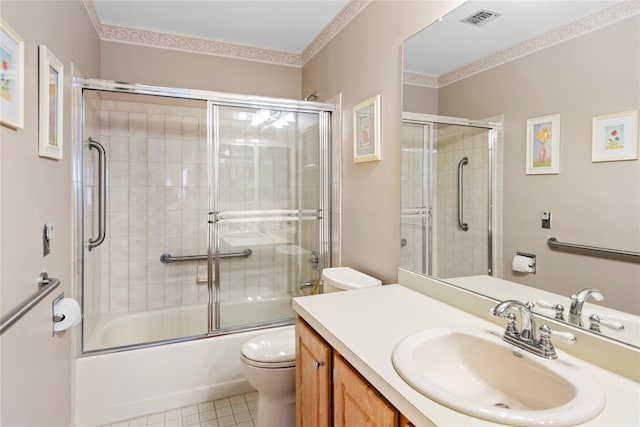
[240,267,381,427]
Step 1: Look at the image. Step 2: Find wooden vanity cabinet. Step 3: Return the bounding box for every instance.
[333,353,398,426]
[295,317,332,427]
[296,317,412,427]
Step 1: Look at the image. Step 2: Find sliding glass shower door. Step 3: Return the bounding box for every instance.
[211,105,328,330]
[400,113,497,280]
[77,79,332,353]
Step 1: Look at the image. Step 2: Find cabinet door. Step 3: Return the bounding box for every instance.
[295,317,332,427]
[333,354,398,427]
[399,414,416,427]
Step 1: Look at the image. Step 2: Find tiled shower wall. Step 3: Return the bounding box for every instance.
[435,124,490,278]
[88,98,210,316]
[82,98,319,332]
[400,122,499,279]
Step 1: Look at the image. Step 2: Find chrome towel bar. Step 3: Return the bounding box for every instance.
[160,249,252,264]
[0,273,61,335]
[547,237,640,260]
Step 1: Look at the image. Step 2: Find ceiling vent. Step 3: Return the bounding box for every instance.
[461,9,501,26]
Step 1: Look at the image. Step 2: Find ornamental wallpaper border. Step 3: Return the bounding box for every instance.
[83,0,370,68]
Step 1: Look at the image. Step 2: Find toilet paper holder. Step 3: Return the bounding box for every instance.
[52,293,65,336]
[515,252,537,274]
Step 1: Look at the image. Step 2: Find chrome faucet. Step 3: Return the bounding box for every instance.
[491,299,576,359]
[491,300,537,340]
[569,288,604,326]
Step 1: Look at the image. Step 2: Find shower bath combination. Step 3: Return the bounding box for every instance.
[74,78,335,353]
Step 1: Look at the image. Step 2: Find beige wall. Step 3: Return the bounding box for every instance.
[0,1,100,425]
[436,16,640,314]
[302,0,463,284]
[403,83,438,114]
[100,41,302,99]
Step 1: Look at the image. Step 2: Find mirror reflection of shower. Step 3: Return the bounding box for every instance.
[77,81,333,353]
[400,113,501,279]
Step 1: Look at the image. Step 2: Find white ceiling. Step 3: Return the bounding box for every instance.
[91,0,350,54]
[90,0,626,72]
[403,1,620,76]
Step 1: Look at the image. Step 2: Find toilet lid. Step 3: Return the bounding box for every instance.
[241,328,296,364]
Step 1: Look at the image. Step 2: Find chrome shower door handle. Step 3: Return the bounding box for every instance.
[457,156,469,231]
[88,138,107,251]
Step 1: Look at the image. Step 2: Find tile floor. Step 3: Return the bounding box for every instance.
[100,392,258,427]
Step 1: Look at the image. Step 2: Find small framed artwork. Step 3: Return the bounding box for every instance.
[0,19,25,129]
[39,45,64,160]
[526,114,560,175]
[592,110,638,162]
[353,95,381,163]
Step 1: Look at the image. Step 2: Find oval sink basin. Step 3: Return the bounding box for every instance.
[392,328,605,426]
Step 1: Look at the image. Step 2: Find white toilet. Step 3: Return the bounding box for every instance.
[240,267,381,427]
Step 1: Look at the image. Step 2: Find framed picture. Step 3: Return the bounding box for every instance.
[526,114,560,175]
[353,95,381,163]
[39,45,64,160]
[592,110,638,162]
[0,19,24,129]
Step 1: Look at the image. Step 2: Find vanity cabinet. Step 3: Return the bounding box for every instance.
[296,317,410,427]
[295,317,332,427]
[333,353,398,426]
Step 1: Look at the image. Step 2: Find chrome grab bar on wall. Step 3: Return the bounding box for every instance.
[87,138,106,251]
[0,273,61,335]
[159,249,252,264]
[547,237,640,260]
[457,157,469,231]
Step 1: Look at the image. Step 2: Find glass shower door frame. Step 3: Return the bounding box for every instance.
[74,76,334,353]
[401,112,499,277]
[208,100,332,334]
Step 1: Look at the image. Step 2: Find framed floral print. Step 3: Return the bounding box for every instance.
[592,110,638,162]
[526,114,560,175]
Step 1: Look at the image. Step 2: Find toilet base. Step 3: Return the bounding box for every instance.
[255,392,296,427]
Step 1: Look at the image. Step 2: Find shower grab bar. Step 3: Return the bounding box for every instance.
[0,273,60,336]
[547,237,640,260]
[457,157,469,231]
[87,138,106,251]
[159,249,252,264]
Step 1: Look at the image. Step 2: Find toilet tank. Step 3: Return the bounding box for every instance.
[321,267,381,293]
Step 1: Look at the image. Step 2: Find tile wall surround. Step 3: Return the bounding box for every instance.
[82,97,321,345]
[435,124,490,278]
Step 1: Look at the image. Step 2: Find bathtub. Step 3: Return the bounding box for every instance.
[75,297,294,426]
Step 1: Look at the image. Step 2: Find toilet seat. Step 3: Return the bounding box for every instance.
[241,328,296,369]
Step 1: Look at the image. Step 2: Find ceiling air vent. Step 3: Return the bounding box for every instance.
[461,9,501,26]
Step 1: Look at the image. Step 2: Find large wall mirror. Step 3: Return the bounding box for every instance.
[401,1,639,348]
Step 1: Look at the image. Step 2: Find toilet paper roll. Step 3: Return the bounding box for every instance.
[53,298,82,332]
[512,254,534,274]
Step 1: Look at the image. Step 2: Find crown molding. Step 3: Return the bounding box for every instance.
[403,72,439,89]
[406,0,640,89]
[83,0,369,68]
[302,0,371,66]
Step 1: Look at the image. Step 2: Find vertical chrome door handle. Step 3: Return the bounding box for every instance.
[88,138,107,250]
[457,156,469,232]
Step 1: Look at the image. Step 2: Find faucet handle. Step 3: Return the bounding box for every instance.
[537,325,576,359]
[588,314,625,333]
[537,299,566,320]
[545,326,577,345]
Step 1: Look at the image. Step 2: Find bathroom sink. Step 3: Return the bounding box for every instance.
[392,328,605,426]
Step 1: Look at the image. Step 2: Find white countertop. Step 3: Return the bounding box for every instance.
[292,284,640,426]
